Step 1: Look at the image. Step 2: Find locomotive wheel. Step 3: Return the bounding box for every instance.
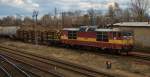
[125,51,129,55]
[114,49,122,55]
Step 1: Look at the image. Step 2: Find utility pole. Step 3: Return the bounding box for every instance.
[89,0,96,26]
[62,12,65,28]
[32,10,39,46]
[54,8,58,28]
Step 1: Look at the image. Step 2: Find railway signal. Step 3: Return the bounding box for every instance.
[106,61,112,69]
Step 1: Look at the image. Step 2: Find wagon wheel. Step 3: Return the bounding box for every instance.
[118,49,121,54]
[125,51,129,56]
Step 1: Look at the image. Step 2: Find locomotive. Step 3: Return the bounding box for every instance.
[16,26,134,54]
[61,26,133,53]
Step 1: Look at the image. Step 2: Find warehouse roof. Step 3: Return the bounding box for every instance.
[114,22,150,27]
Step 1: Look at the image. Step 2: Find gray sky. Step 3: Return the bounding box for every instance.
[0,0,144,18]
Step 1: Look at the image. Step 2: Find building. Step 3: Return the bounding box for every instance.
[114,22,150,48]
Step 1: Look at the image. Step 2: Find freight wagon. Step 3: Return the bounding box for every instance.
[0,26,20,38]
[17,29,61,45]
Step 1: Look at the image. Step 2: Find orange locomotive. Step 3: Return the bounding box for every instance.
[16,26,134,54]
[61,26,134,54]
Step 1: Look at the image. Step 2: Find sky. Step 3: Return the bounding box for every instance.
[0,0,131,18]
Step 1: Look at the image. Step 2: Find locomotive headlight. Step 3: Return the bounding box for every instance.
[113,37,117,40]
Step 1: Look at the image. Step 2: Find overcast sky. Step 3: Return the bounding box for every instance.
[0,0,133,18]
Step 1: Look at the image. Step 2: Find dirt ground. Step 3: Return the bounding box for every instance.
[1,40,150,77]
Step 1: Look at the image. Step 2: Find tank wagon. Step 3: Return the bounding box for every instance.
[16,26,134,54]
[0,26,20,38]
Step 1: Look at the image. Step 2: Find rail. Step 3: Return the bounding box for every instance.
[0,66,12,77]
[1,54,65,77]
[0,55,31,77]
[0,45,115,77]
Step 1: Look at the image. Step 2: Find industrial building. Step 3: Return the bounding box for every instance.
[114,22,150,48]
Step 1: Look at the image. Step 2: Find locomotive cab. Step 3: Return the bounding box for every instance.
[121,31,134,50]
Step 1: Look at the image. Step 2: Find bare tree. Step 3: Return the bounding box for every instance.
[130,0,150,21]
[122,8,131,22]
[107,5,116,24]
[61,11,74,28]
[1,16,16,26]
[15,13,22,26]
[107,2,123,23]
[82,14,90,26]
[23,17,33,25]
[40,14,52,26]
[108,5,115,19]
[87,9,96,26]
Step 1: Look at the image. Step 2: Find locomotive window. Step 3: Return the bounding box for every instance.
[118,32,121,37]
[96,32,108,42]
[68,31,77,39]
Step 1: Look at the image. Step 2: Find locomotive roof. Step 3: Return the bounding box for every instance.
[80,26,98,28]
[63,28,121,32]
[63,25,123,32]
[63,28,79,31]
[95,28,120,32]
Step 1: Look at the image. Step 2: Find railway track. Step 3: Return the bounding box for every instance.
[80,46,150,62]
[0,45,114,77]
[96,50,150,65]
[54,44,150,63]
[65,46,150,65]
[127,53,150,65]
[0,54,38,77]
[0,54,65,77]
[0,65,12,77]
